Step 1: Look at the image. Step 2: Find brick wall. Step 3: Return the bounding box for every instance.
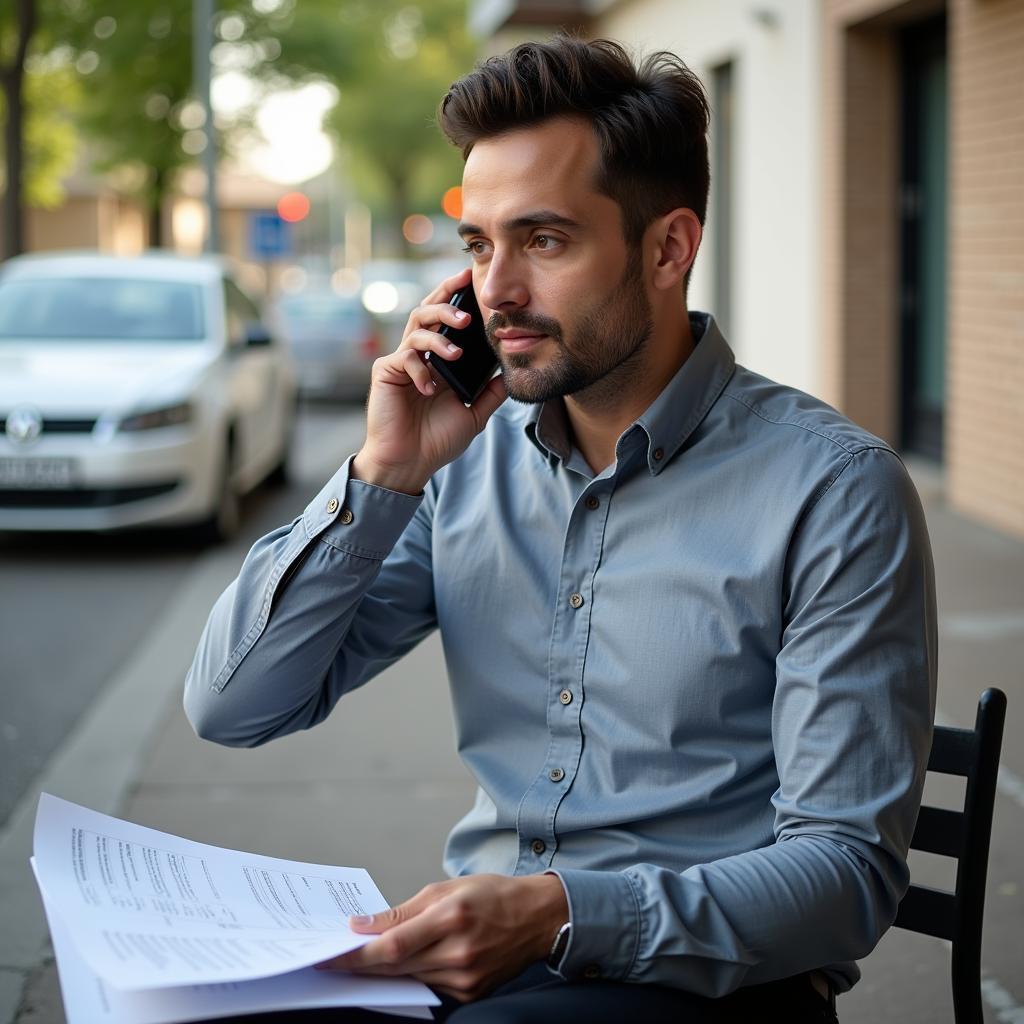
[822,0,907,443]
[947,0,1024,537]
[824,0,1024,539]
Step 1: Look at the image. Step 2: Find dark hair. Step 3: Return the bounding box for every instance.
[438,34,710,248]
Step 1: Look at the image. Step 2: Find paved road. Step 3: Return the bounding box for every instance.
[2,403,1022,1023]
[0,402,366,826]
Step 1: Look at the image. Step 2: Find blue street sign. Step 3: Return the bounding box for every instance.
[249,212,291,260]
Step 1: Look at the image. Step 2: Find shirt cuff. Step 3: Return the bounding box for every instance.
[302,455,423,560]
[548,868,642,981]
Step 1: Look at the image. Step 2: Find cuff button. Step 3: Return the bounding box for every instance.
[326,497,339,514]
[583,964,601,980]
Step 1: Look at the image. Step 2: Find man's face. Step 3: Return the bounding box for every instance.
[458,118,653,406]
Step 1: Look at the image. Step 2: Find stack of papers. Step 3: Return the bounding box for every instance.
[31,794,439,1022]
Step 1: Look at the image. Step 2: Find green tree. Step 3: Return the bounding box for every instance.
[17,54,80,207]
[327,0,473,253]
[57,0,219,247]
[2,0,472,259]
[1,0,39,258]
[63,0,369,248]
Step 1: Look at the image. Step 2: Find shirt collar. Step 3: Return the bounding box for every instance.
[524,312,735,475]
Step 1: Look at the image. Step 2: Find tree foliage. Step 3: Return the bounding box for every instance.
[0,45,80,208]
[324,0,473,228]
[1,0,474,255]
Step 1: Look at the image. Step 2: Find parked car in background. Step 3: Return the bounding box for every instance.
[272,291,382,401]
[0,251,297,541]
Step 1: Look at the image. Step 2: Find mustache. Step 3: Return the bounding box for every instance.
[485,311,562,345]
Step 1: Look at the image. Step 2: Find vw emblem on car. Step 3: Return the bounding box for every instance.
[6,406,44,444]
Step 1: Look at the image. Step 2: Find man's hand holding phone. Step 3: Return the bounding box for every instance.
[352,268,506,495]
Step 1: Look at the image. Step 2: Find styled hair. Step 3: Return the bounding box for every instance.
[438,34,711,248]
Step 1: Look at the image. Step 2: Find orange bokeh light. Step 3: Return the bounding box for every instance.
[442,186,463,219]
[277,192,310,223]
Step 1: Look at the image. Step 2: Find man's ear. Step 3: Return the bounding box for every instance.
[649,208,702,292]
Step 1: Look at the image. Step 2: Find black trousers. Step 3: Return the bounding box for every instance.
[188,963,838,1024]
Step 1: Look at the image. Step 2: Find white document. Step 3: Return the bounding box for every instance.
[35,864,432,1022]
[32,794,439,1018]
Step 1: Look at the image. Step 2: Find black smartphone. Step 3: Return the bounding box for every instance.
[425,284,499,405]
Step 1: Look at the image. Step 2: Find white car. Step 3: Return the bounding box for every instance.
[0,251,297,540]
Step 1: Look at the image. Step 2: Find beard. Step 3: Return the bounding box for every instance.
[484,252,654,408]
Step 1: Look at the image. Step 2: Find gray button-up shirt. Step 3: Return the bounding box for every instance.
[186,313,936,997]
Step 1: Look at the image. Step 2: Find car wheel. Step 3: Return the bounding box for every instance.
[194,435,240,544]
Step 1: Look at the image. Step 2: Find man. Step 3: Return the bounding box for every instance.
[186,35,936,1023]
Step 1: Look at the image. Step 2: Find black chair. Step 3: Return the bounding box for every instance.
[893,687,1007,1024]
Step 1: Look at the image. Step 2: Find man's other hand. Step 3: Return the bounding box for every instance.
[315,873,569,1002]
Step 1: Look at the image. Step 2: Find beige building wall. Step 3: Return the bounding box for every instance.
[26,195,145,255]
[595,0,825,397]
[25,193,155,258]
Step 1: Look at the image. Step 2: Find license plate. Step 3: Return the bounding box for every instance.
[0,457,77,489]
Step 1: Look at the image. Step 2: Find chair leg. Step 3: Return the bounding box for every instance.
[950,942,983,1024]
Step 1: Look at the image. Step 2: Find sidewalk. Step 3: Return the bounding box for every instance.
[8,459,1024,1024]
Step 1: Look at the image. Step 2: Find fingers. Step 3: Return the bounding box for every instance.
[335,907,451,972]
[316,883,448,973]
[420,266,472,308]
[403,266,474,347]
[402,304,472,349]
[392,270,476,393]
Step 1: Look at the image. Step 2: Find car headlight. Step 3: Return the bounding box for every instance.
[118,402,194,432]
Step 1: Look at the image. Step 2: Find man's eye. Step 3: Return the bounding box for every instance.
[532,234,560,251]
[460,241,487,256]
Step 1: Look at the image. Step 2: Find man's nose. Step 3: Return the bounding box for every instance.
[477,254,529,313]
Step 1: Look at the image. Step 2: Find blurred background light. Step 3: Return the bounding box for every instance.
[277,192,310,223]
[402,214,434,246]
[279,265,308,293]
[362,281,399,315]
[181,130,208,156]
[171,199,207,255]
[442,186,463,220]
[245,82,337,185]
[331,268,362,297]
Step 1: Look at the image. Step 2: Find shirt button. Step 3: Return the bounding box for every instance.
[559,689,573,705]
[531,839,546,855]
[569,592,584,609]
[339,508,354,525]
[585,496,600,510]
[653,447,664,461]
[326,497,339,514]
[549,767,565,783]
[583,964,601,979]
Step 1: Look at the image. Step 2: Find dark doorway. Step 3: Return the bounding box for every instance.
[899,16,948,459]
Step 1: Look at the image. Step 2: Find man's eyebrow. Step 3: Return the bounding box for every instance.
[456,211,582,238]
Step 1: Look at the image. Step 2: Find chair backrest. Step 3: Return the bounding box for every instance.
[893,687,1007,1024]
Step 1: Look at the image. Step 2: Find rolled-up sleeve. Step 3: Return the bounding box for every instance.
[185,454,435,747]
[552,447,937,995]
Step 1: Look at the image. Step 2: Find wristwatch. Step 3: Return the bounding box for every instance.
[546,921,572,973]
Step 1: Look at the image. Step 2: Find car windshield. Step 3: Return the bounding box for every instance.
[0,276,206,341]
[279,296,364,328]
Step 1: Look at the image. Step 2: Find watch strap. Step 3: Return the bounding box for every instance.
[546,920,572,972]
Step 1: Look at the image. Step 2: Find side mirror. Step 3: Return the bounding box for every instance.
[244,322,273,347]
